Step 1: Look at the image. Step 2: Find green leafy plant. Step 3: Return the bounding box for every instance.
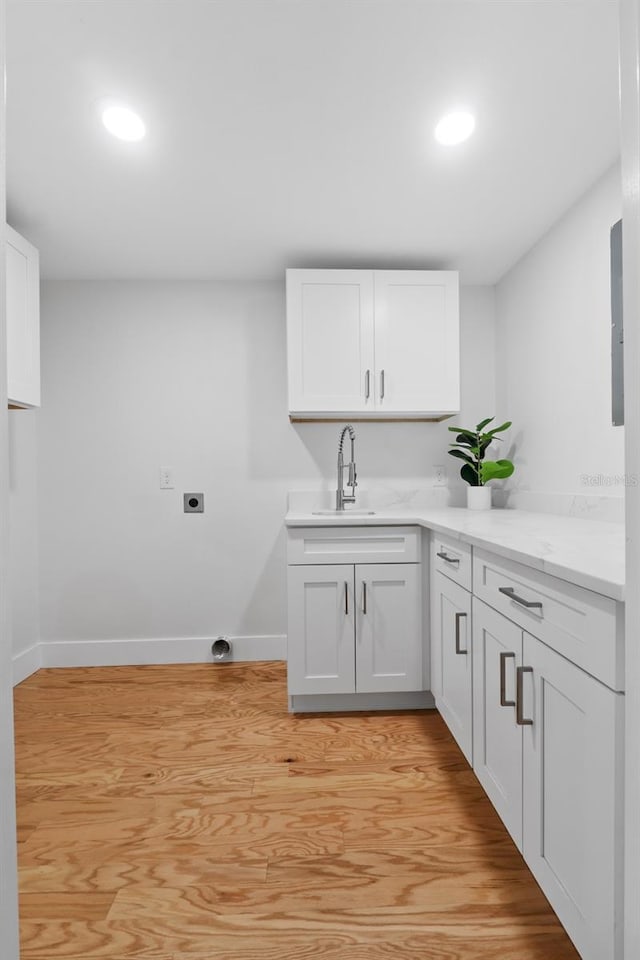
[448,417,514,487]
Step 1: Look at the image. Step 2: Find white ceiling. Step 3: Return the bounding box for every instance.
[6,0,621,283]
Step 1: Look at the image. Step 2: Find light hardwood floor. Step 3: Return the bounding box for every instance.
[14,662,580,960]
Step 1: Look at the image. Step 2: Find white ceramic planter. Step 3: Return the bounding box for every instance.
[467,486,492,510]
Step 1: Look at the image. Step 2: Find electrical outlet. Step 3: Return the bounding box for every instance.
[159,466,174,489]
[184,493,204,513]
[434,465,447,486]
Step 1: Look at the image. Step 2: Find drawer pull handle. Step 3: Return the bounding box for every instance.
[362,581,367,614]
[380,369,385,400]
[437,551,460,565]
[344,581,349,615]
[499,586,543,610]
[455,612,468,655]
[516,666,534,726]
[365,369,370,400]
[499,652,516,706]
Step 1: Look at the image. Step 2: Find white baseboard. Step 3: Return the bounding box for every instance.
[12,644,42,686]
[289,690,436,713]
[40,634,287,669]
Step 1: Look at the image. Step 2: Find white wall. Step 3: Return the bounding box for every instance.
[495,164,623,518]
[8,410,39,671]
[0,0,21,947]
[36,280,495,651]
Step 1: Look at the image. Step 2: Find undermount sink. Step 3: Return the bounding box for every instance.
[312,509,376,516]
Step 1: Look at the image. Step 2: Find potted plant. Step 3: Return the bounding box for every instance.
[448,417,514,510]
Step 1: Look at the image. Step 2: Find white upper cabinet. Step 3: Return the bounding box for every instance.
[286,268,459,420]
[373,271,459,416]
[286,270,375,416]
[6,225,40,409]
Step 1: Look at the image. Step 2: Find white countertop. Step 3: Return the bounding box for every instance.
[285,505,625,601]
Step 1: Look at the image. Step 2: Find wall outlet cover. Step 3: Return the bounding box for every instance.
[434,465,447,486]
[184,493,204,513]
[159,466,174,489]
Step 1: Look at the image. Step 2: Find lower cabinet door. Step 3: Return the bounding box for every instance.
[431,572,473,764]
[355,563,422,693]
[522,632,623,960]
[287,564,355,695]
[472,598,523,849]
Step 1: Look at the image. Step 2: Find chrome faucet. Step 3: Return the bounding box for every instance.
[336,424,357,510]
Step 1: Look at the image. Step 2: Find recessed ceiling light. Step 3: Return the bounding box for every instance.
[101,104,146,142]
[434,111,475,146]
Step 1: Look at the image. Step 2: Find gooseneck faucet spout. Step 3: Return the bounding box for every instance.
[336,424,357,511]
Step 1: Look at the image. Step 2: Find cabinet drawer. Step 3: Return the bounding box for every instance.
[287,526,420,565]
[431,533,472,591]
[473,548,623,691]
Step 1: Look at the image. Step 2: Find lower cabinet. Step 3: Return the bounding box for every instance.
[522,631,623,960]
[287,553,422,696]
[356,563,422,693]
[472,599,523,844]
[430,571,473,764]
[473,596,623,960]
[288,525,624,959]
[287,564,355,695]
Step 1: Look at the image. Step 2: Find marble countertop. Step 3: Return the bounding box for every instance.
[285,503,625,601]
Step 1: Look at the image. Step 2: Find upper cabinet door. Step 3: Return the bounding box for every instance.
[373,270,459,416]
[6,226,40,409]
[286,269,374,417]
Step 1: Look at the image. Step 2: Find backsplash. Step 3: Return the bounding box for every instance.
[492,489,624,523]
[289,485,624,523]
[288,484,454,514]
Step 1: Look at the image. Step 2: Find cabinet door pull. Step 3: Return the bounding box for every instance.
[365,369,370,400]
[499,652,516,706]
[344,581,349,615]
[499,586,543,611]
[362,581,367,614]
[516,666,534,725]
[455,612,467,655]
[380,369,385,400]
[436,551,460,565]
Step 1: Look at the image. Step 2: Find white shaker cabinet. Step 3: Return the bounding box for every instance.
[471,576,624,960]
[286,268,459,420]
[286,527,423,700]
[6,225,40,409]
[430,533,474,764]
[356,562,422,694]
[521,631,623,960]
[287,564,356,695]
[286,270,374,416]
[431,571,473,765]
[373,271,459,415]
[472,597,524,847]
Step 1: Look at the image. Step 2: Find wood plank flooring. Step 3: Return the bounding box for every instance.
[13,662,580,960]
